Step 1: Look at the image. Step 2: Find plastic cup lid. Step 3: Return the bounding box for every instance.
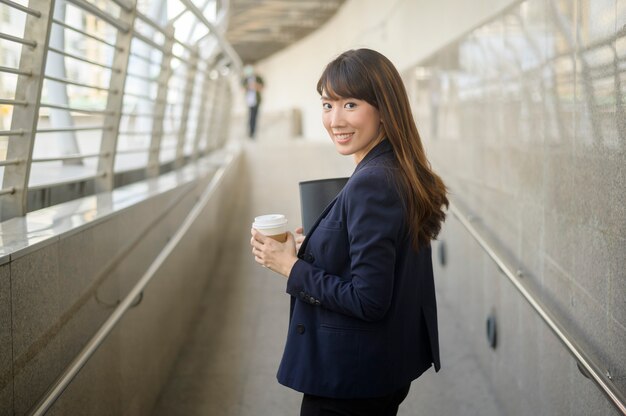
[253,214,288,229]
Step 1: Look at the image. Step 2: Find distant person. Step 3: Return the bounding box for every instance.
[242,64,264,138]
[250,48,448,416]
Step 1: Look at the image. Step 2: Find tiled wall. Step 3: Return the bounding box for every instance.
[411,0,625,414]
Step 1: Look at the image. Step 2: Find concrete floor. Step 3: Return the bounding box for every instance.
[151,141,502,416]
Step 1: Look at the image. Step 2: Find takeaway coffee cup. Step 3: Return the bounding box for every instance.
[252,214,288,242]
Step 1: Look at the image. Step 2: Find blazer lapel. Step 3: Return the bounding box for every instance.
[298,194,339,256]
[297,140,393,257]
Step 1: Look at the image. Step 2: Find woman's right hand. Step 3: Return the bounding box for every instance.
[295,227,305,251]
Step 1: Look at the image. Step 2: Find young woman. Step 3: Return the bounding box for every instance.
[250,48,448,416]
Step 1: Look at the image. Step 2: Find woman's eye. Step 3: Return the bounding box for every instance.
[322,102,332,110]
[345,102,357,109]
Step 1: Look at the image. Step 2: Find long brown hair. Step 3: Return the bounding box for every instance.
[317,48,448,249]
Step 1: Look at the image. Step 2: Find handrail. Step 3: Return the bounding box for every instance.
[0,65,32,76]
[48,47,119,72]
[0,0,42,17]
[0,187,16,196]
[0,159,22,167]
[27,154,234,416]
[0,32,37,47]
[51,19,120,50]
[65,0,131,33]
[44,74,114,93]
[448,202,626,415]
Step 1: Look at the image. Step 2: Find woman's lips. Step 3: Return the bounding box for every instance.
[334,132,354,143]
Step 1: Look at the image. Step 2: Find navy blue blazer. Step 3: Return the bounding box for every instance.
[277,139,440,399]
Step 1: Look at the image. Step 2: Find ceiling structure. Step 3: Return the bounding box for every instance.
[225,0,346,64]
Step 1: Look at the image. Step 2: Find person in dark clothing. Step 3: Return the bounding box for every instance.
[250,49,448,416]
[242,64,264,138]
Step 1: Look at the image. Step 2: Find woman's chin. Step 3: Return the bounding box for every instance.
[333,143,353,156]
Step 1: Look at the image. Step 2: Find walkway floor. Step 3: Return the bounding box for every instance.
[151,141,502,416]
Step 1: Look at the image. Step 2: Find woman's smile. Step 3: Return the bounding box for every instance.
[333,132,354,143]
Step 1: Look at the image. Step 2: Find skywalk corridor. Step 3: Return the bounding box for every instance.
[0,0,624,415]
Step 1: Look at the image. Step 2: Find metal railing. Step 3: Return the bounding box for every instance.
[51,18,120,49]
[0,0,238,220]
[0,0,41,16]
[448,202,626,415]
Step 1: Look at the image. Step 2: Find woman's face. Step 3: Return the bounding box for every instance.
[321,93,384,164]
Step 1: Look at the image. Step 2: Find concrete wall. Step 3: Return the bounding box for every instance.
[0,151,241,416]
[414,0,625,414]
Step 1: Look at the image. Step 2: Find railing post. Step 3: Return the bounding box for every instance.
[174,46,199,168]
[217,79,232,148]
[95,0,137,192]
[212,76,229,149]
[191,58,215,160]
[0,0,55,220]
[206,74,224,152]
[147,24,175,178]
[199,72,218,153]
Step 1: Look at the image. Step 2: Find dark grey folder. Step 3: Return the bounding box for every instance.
[299,177,349,234]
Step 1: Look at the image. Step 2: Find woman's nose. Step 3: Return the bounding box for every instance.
[329,108,344,127]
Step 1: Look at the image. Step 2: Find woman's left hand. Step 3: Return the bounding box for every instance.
[250,229,299,278]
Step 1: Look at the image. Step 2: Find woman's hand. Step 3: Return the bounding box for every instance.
[250,229,299,278]
[294,227,306,252]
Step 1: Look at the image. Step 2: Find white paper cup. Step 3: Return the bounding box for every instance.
[252,214,288,242]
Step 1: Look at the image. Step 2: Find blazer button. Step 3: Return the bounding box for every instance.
[303,253,315,263]
[296,323,305,334]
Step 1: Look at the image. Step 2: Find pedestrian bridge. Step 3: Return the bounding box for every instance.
[0,0,624,415]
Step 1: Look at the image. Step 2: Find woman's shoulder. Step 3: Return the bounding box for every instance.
[344,163,401,204]
[341,160,406,232]
[350,156,398,186]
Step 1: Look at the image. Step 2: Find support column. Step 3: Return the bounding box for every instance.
[95,0,137,192]
[206,75,224,152]
[199,73,218,153]
[0,0,56,220]
[146,25,175,177]
[174,46,199,168]
[216,80,232,148]
[191,58,215,160]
